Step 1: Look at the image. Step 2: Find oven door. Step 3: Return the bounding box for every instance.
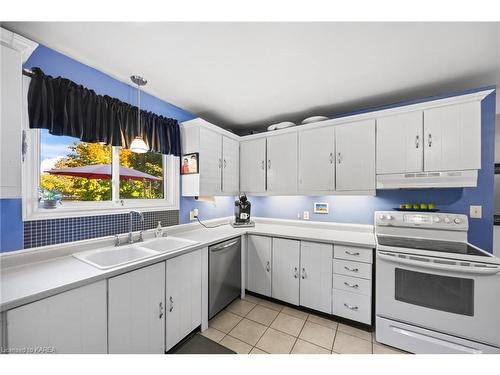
[376,249,500,347]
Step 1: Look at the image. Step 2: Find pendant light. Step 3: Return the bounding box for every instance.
[129,75,149,153]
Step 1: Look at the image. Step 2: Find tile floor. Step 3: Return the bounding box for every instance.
[201,295,407,354]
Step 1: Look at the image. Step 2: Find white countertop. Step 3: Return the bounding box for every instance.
[0,218,375,312]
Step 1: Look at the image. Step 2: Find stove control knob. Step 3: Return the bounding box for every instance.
[385,214,393,220]
[444,217,451,224]
[454,218,462,224]
[433,216,441,223]
[379,214,385,220]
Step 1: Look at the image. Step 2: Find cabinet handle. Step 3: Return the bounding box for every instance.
[301,267,306,279]
[224,159,227,168]
[261,160,265,170]
[266,261,270,272]
[159,302,164,319]
[344,266,359,272]
[268,159,271,169]
[415,135,420,149]
[218,158,222,169]
[428,134,432,147]
[293,267,298,278]
[169,296,174,312]
[344,303,359,311]
[329,152,334,164]
[337,152,342,164]
[344,282,359,289]
[345,250,360,256]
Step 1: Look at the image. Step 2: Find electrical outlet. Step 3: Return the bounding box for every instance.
[303,211,310,220]
[470,205,482,219]
[190,208,199,221]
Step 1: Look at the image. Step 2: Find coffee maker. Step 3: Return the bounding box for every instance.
[231,194,255,228]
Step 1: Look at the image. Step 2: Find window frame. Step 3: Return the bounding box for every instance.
[21,76,179,221]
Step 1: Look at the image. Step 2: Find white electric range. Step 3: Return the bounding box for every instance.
[374,211,500,354]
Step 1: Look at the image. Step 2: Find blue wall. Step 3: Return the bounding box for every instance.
[249,90,496,252]
[0,44,196,252]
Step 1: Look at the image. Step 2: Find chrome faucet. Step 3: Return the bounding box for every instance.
[128,210,144,244]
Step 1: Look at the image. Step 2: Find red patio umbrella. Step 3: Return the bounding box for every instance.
[45,163,162,181]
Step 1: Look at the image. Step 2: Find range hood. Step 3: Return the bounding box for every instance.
[376,170,478,189]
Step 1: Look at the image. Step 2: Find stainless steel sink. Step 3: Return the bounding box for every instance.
[139,236,199,252]
[73,245,160,270]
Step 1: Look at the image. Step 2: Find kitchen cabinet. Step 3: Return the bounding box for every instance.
[424,102,481,172]
[199,127,223,195]
[108,263,165,354]
[165,250,202,351]
[335,120,376,191]
[376,112,424,174]
[6,281,107,353]
[267,132,298,194]
[240,138,267,193]
[299,241,333,314]
[272,238,300,305]
[246,235,272,297]
[222,136,240,194]
[298,127,335,192]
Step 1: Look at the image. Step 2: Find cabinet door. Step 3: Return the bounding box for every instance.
[272,238,300,305]
[298,127,335,192]
[240,138,267,193]
[267,133,298,193]
[166,250,202,351]
[335,120,376,191]
[424,102,481,172]
[246,235,272,297]
[222,136,240,194]
[376,112,423,174]
[7,281,107,353]
[108,263,165,354]
[199,127,222,195]
[299,241,333,314]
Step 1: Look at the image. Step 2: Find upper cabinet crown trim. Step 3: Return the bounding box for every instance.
[0,27,38,63]
[181,117,240,141]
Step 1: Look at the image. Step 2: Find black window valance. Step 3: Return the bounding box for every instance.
[27,67,181,156]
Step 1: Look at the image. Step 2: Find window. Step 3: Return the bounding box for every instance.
[23,127,179,220]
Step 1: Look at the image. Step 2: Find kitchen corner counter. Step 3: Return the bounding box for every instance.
[0,218,374,312]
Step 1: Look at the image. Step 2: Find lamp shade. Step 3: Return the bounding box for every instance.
[130,137,149,153]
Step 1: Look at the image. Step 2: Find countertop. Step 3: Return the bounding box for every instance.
[0,218,375,312]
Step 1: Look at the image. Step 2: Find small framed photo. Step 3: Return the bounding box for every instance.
[181,153,199,174]
[314,202,329,214]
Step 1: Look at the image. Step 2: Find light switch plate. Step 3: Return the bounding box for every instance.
[303,211,310,220]
[470,205,482,219]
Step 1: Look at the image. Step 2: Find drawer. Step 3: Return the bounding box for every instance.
[333,274,372,296]
[333,259,372,280]
[334,245,373,264]
[333,289,372,325]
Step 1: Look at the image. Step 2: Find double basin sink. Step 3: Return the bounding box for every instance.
[73,236,199,270]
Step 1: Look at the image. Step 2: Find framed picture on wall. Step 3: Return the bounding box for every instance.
[181,153,199,174]
[314,202,329,214]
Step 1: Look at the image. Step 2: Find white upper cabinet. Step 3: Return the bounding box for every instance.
[199,127,223,195]
[222,136,240,194]
[267,132,298,194]
[298,127,335,192]
[7,281,107,353]
[108,263,166,354]
[376,112,424,174]
[240,138,267,194]
[271,238,300,305]
[246,235,272,297]
[335,120,376,191]
[424,102,481,172]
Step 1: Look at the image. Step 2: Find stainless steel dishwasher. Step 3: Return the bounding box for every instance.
[209,237,241,319]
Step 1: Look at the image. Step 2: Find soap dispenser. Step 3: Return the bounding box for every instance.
[155,221,163,237]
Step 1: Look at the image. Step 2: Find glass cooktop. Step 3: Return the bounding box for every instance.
[377,236,490,257]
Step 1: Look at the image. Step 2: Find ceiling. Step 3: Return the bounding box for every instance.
[3,22,500,132]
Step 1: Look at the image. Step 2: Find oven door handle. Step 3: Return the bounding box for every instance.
[377,251,500,275]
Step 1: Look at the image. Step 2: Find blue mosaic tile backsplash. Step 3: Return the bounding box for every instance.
[23,210,179,249]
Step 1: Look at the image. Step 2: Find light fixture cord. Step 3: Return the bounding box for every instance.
[137,83,141,133]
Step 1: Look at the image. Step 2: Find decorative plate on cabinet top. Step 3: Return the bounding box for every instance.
[301,116,329,124]
[267,121,296,131]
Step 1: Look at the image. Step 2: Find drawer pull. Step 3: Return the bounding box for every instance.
[344,282,359,289]
[345,250,360,256]
[344,303,359,311]
[344,266,359,272]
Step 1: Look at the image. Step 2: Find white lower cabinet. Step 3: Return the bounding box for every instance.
[299,241,333,314]
[246,235,272,297]
[6,281,107,353]
[108,263,166,354]
[272,238,300,305]
[165,250,202,351]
